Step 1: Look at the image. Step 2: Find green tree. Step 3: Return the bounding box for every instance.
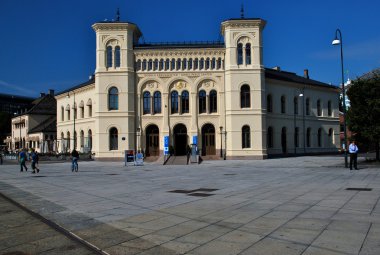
[346,73,380,160]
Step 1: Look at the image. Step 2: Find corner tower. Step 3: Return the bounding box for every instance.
[221,18,267,159]
[92,20,141,158]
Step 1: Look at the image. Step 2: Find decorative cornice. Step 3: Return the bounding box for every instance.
[92,23,137,32]
[221,19,266,35]
[134,49,225,59]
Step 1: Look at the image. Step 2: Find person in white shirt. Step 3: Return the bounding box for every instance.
[348,140,359,170]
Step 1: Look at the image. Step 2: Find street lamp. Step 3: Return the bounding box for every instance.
[294,90,304,156]
[219,126,223,158]
[66,92,76,151]
[332,28,348,168]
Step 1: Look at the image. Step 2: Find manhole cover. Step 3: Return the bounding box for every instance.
[188,193,214,197]
[346,188,372,191]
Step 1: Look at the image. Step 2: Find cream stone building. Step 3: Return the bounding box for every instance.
[55,16,340,160]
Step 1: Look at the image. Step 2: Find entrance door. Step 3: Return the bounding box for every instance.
[173,124,187,156]
[281,127,287,154]
[202,124,216,156]
[146,125,159,156]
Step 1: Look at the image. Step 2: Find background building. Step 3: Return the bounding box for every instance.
[6,90,57,153]
[56,16,340,160]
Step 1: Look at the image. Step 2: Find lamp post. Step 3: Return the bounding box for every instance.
[301,89,306,154]
[332,29,348,168]
[67,92,76,151]
[294,90,304,156]
[219,126,223,158]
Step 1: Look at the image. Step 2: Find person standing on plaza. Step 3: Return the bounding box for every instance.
[71,149,79,172]
[19,149,28,172]
[31,149,40,174]
[349,140,359,170]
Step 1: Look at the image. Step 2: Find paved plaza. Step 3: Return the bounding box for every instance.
[0,156,380,255]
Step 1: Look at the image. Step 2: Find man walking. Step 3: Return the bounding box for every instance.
[19,149,28,172]
[71,149,79,172]
[31,149,40,174]
[349,140,359,170]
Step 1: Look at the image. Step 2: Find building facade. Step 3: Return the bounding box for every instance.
[5,91,57,153]
[56,17,340,160]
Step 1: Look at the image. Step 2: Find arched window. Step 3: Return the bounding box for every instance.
[109,127,118,150]
[317,99,322,116]
[181,91,189,114]
[88,129,92,150]
[142,59,147,71]
[245,43,251,65]
[209,90,217,113]
[148,59,153,71]
[211,58,216,69]
[165,59,170,70]
[199,58,204,70]
[67,106,71,121]
[267,94,273,113]
[318,128,322,147]
[328,101,332,116]
[188,58,193,70]
[108,87,119,110]
[306,98,310,115]
[281,96,286,114]
[281,127,287,153]
[106,46,112,68]
[307,128,311,147]
[136,60,141,71]
[80,130,84,148]
[294,127,299,148]
[153,91,161,114]
[67,131,70,149]
[328,128,333,145]
[237,43,243,65]
[115,46,121,67]
[153,59,158,71]
[143,91,151,114]
[194,58,199,69]
[171,91,178,114]
[205,58,210,70]
[267,127,273,148]
[240,85,250,108]
[61,106,64,121]
[242,125,250,148]
[171,58,175,70]
[159,59,164,70]
[294,96,299,115]
[87,99,92,117]
[176,58,181,70]
[217,58,222,69]
[73,104,77,119]
[182,59,187,70]
[199,90,206,113]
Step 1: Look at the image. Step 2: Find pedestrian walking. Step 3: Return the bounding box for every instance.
[349,140,359,170]
[71,149,79,172]
[31,149,40,174]
[19,149,28,172]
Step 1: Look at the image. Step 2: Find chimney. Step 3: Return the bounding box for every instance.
[49,89,55,96]
[304,69,309,79]
[40,92,46,97]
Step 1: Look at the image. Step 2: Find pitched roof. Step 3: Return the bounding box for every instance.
[55,76,95,96]
[28,116,57,134]
[264,68,338,90]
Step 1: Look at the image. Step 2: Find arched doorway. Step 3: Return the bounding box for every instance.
[281,127,287,154]
[201,124,216,156]
[173,124,187,156]
[146,125,159,156]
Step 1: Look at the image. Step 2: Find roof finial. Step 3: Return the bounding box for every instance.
[240,4,245,19]
[116,8,120,22]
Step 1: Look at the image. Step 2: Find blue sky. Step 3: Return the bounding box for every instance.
[0,0,379,97]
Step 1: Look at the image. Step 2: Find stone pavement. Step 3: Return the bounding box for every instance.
[0,156,379,255]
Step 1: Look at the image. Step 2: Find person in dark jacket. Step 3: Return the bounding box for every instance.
[31,149,40,174]
[19,149,28,172]
[71,149,79,172]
